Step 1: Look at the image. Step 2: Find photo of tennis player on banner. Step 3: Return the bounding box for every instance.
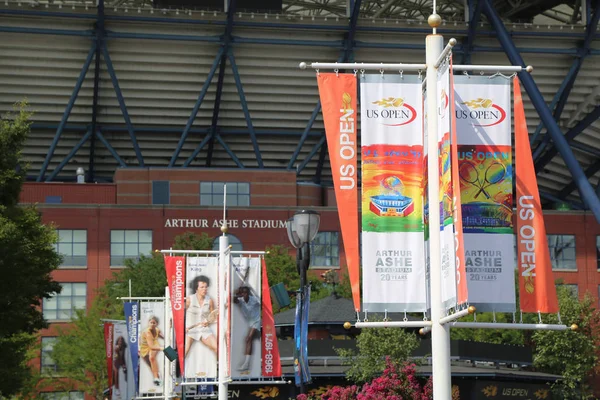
[185,256,219,379]
[111,323,135,400]
[139,302,165,395]
[231,256,261,378]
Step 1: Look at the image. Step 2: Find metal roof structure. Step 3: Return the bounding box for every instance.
[1,0,600,218]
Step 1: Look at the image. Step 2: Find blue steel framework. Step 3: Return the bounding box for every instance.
[1,1,600,221]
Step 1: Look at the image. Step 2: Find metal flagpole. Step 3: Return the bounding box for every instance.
[218,185,230,400]
[425,13,452,399]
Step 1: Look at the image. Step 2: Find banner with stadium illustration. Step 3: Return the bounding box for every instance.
[437,58,457,309]
[454,76,516,312]
[185,256,219,380]
[139,301,166,395]
[360,74,426,312]
[231,256,261,378]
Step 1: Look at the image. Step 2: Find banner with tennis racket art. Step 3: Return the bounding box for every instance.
[454,76,516,312]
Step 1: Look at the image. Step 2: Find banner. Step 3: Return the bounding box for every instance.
[438,59,457,309]
[112,323,136,400]
[261,258,282,377]
[231,257,261,378]
[454,76,516,312]
[293,289,302,386]
[317,73,361,312]
[185,257,218,379]
[139,301,165,395]
[514,77,559,313]
[124,302,140,393]
[104,322,114,390]
[360,74,426,312]
[300,285,311,385]
[449,58,468,305]
[164,255,186,376]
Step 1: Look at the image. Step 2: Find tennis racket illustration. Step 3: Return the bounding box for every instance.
[459,161,506,199]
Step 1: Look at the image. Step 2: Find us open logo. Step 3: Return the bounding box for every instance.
[366,96,417,127]
[457,98,506,127]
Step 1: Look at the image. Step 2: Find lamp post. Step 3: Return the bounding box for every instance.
[286,210,320,394]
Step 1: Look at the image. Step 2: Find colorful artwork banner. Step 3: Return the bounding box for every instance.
[104,322,114,390]
[164,255,186,376]
[261,257,282,377]
[454,76,516,312]
[360,74,426,312]
[124,301,140,394]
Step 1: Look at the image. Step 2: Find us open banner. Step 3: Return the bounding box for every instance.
[185,257,218,380]
[231,257,261,378]
[104,322,114,390]
[317,73,361,312]
[261,257,281,377]
[112,323,136,400]
[454,76,516,312]
[361,74,426,312]
[139,301,165,395]
[437,59,457,309]
[514,77,559,313]
[164,255,185,376]
[124,302,140,393]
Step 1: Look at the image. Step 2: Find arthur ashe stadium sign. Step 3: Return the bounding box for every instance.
[164,218,287,229]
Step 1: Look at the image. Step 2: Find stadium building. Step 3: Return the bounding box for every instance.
[3,0,600,398]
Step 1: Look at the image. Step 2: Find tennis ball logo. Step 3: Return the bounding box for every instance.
[372,97,404,108]
[463,98,493,109]
[342,92,352,109]
[524,276,535,294]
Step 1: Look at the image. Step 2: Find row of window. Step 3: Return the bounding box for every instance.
[153,181,251,206]
[54,229,340,268]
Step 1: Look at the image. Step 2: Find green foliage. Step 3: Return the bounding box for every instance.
[532,287,600,399]
[336,318,419,383]
[0,103,62,397]
[172,231,213,251]
[450,311,526,345]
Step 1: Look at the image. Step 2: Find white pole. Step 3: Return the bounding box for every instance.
[426,27,453,399]
[218,234,230,400]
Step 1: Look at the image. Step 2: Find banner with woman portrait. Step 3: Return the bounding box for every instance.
[454,76,516,312]
[185,256,219,380]
[231,256,261,378]
[112,323,136,400]
[139,301,166,395]
[360,73,426,312]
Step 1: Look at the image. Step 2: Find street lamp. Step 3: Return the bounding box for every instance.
[286,210,320,395]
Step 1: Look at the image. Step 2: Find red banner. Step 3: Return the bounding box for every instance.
[104,322,114,388]
[514,77,559,313]
[164,255,186,374]
[317,73,361,311]
[450,57,468,305]
[261,258,281,376]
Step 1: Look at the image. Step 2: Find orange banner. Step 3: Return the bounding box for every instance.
[450,58,468,305]
[261,258,282,376]
[514,77,558,313]
[317,73,360,311]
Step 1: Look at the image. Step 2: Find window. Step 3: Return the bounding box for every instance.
[110,230,153,266]
[212,234,243,252]
[556,284,578,298]
[200,182,250,206]
[311,232,340,268]
[41,337,59,375]
[547,234,576,270]
[54,230,87,267]
[40,392,84,400]
[43,283,86,321]
[152,181,170,205]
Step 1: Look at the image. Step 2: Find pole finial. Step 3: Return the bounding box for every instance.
[428,13,442,28]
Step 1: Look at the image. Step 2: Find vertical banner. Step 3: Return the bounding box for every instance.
[293,290,302,387]
[104,322,114,390]
[164,256,186,376]
[112,323,136,400]
[139,301,166,395]
[261,258,282,377]
[124,302,140,394]
[317,73,361,311]
[185,257,218,379]
[231,257,261,378]
[454,76,516,312]
[449,59,468,306]
[514,77,559,313]
[360,74,426,312]
[437,59,458,309]
[300,285,311,385]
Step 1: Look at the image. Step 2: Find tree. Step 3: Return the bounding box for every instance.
[0,103,62,397]
[532,287,600,399]
[335,318,419,383]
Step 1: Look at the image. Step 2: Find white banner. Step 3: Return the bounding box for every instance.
[111,323,136,400]
[438,60,457,309]
[361,74,426,312]
[231,256,261,378]
[139,301,166,395]
[185,256,219,380]
[454,76,515,312]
